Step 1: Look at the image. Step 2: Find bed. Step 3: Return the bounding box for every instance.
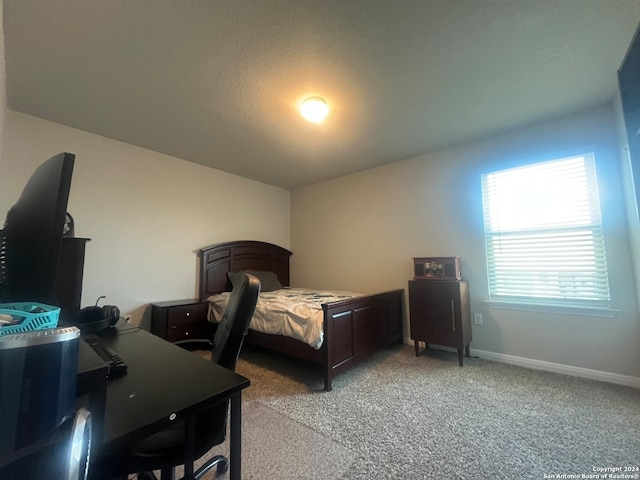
[198,240,405,391]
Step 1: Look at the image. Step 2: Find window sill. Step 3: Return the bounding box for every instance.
[485,300,619,318]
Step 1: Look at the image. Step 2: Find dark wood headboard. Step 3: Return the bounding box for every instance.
[199,240,292,300]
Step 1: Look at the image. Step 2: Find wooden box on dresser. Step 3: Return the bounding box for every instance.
[150,299,211,344]
[408,279,472,366]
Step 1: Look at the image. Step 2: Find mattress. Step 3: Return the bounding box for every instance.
[207,288,360,349]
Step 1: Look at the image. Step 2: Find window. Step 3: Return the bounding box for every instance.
[481,153,611,311]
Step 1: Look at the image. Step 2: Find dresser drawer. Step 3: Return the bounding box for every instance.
[408,279,471,366]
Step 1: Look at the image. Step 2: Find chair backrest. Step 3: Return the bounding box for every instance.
[210,272,260,371]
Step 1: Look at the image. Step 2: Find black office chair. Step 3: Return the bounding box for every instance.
[94,272,260,480]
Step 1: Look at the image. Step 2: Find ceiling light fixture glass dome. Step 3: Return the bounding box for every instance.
[300,96,329,123]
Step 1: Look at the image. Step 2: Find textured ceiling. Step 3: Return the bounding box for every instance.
[4,1,640,190]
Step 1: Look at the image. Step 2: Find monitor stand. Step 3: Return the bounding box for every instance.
[55,237,91,324]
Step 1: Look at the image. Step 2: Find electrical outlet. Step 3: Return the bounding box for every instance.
[473,313,483,326]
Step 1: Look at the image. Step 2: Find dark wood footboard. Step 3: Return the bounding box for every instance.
[243,289,404,391]
[322,289,404,390]
[199,241,405,391]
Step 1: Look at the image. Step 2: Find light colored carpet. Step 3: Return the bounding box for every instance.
[170,345,640,480]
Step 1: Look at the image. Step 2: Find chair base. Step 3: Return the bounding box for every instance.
[192,454,228,479]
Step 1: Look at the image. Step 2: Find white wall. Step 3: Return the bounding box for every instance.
[0,0,5,153]
[0,111,290,326]
[291,104,640,382]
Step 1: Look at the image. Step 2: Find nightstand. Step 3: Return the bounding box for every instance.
[150,299,211,344]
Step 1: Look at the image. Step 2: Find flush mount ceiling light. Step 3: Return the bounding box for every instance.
[300,96,329,123]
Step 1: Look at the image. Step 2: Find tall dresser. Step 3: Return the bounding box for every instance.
[408,257,472,366]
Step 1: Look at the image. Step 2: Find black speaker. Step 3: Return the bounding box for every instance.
[0,327,80,456]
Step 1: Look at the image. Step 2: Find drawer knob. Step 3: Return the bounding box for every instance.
[186,312,190,317]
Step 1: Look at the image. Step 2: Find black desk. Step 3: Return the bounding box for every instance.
[84,325,250,480]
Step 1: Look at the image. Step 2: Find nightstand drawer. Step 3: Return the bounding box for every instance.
[166,320,208,343]
[167,303,207,326]
[150,299,211,344]
[166,303,208,342]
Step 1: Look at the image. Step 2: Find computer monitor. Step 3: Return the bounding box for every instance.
[0,152,75,307]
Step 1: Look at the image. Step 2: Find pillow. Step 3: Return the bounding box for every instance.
[227,270,283,292]
[227,271,245,289]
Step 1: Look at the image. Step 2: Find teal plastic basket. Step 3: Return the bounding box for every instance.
[0,302,61,336]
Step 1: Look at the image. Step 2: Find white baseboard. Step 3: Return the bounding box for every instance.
[470,348,640,388]
[401,338,640,388]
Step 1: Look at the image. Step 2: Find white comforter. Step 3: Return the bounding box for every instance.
[207,288,360,349]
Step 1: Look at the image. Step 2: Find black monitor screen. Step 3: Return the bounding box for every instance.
[1,152,75,306]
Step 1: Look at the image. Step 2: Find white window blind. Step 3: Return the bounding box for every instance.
[481,154,611,308]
